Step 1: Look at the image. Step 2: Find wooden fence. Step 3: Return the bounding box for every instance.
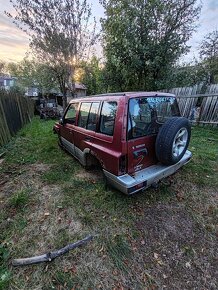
[0,89,34,146]
[164,84,218,126]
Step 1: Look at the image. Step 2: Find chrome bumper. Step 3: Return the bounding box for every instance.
[103,150,192,195]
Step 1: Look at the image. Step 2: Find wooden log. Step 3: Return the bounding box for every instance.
[12,235,93,266]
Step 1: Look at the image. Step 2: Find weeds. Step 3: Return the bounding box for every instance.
[9,189,30,209]
[105,235,132,272]
[0,244,11,290]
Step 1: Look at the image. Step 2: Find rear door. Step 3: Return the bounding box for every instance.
[127,98,157,174]
[74,102,100,162]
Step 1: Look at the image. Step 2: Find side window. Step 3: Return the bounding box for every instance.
[87,102,100,131]
[100,101,117,136]
[78,102,91,128]
[64,103,78,124]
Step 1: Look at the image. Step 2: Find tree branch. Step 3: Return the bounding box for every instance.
[12,235,93,266]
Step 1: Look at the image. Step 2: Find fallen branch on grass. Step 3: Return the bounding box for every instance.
[12,235,93,266]
[0,180,8,186]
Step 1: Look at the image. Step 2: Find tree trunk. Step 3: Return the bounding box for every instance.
[68,64,76,98]
[209,72,215,84]
[62,93,67,110]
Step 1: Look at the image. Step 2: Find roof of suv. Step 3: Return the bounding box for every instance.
[69,91,175,104]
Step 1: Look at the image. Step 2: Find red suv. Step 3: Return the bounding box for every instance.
[53,92,191,194]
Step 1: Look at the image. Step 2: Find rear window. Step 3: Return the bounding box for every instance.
[128,97,179,139]
[100,101,117,136]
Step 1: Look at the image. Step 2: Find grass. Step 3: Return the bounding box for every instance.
[9,189,30,209]
[185,126,218,186]
[0,117,217,290]
[0,244,11,290]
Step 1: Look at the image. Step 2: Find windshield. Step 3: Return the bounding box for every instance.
[128,96,180,139]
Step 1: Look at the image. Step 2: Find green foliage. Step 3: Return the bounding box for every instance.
[81,56,106,95]
[8,57,57,96]
[101,0,201,91]
[164,61,207,88]
[0,60,6,76]
[200,30,218,84]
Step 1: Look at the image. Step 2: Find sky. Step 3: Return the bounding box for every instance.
[0,0,217,63]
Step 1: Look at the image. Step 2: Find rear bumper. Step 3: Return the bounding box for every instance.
[103,150,192,195]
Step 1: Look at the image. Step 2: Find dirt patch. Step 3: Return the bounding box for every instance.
[75,168,104,182]
[29,163,50,173]
[0,162,86,290]
[0,163,50,195]
[134,202,217,289]
[170,176,218,234]
[0,172,9,188]
[13,183,83,254]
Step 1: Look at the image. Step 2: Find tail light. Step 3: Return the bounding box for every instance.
[119,155,127,175]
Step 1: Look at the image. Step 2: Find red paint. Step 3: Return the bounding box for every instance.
[54,92,179,176]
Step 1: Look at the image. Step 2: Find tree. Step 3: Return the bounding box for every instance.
[8,58,57,97]
[101,0,201,92]
[200,30,218,84]
[6,0,98,108]
[0,60,6,76]
[81,56,106,95]
[161,58,209,89]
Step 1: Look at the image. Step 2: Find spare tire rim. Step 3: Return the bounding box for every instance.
[172,127,188,158]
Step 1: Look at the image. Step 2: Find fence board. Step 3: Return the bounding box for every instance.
[161,84,218,125]
[0,89,34,146]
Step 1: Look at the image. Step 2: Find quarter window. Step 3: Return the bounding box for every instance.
[78,103,91,128]
[100,101,117,136]
[128,98,151,139]
[64,103,78,124]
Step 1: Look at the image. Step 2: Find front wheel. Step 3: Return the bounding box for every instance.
[155,117,191,165]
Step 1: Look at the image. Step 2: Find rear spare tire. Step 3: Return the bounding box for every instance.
[155,117,191,165]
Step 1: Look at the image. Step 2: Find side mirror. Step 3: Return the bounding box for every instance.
[59,118,64,125]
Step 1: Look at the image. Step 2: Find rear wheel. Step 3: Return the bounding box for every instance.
[155,117,191,165]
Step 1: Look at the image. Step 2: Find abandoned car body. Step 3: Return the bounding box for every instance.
[53,92,192,194]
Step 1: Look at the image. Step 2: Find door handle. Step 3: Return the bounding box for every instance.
[84,137,92,142]
[133,148,148,159]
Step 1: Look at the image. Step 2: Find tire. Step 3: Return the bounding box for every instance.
[155,117,191,165]
[58,135,65,150]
